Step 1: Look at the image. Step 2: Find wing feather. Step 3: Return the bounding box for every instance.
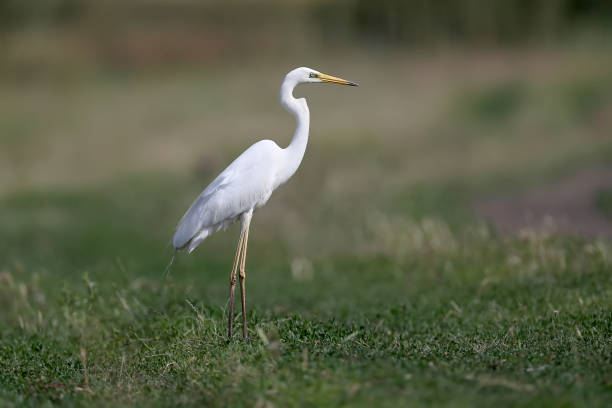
[172,140,281,250]
[172,169,235,249]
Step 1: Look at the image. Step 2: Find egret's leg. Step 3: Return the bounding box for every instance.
[239,221,251,339]
[228,229,245,340]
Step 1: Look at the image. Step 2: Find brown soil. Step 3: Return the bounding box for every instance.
[475,167,612,238]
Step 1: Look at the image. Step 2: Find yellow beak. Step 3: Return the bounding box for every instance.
[317,73,359,86]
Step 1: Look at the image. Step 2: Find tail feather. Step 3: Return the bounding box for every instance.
[163,247,177,278]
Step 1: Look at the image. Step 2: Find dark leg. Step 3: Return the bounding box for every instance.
[239,221,251,339]
[228,230,244,340]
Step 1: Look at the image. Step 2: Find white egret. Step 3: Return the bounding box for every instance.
[172,67,358,340]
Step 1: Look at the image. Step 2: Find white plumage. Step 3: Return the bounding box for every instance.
[171,66,357,339]
[173,139,283,253]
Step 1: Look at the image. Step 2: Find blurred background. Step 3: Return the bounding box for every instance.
[1,0,612,284]
[2,4,612,404]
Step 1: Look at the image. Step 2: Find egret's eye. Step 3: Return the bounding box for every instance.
[309,73,317,78]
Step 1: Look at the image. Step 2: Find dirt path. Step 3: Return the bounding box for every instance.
[475,167,612,238]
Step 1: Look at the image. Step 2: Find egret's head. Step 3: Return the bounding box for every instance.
[287,67,358,86]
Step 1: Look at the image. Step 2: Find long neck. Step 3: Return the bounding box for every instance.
[277,79,310,185]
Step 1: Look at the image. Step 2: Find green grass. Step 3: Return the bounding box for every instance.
[596,188,612,220]
[1,47,612,406]
[1,176,611,407]
[462,82,526,123]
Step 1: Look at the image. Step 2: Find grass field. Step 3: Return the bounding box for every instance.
[1,49,612,406]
